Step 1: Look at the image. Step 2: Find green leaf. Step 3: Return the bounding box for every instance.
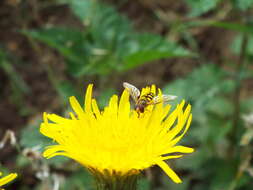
[231,34,253,55]
[185,0,221,17]
[174,20,253,35]
[22,28,86,63]
[63,0,132,51]
[241,97,253,112]
[210,21,253,34]
[235,174,252,190]
[209,159,237,190]
[206,117,232,144]
[63,0,94,21]
[55,81,81,103]
[163,64,235,106]
[0,49,30,95]
[206,97,233,117]
[0,49,30,113]
[122,33,193,70]
[20,118,51,150]
[22,28,90,77]
[22,28,92,76]
[61,169,93,190]
[24,0,192,77]
[163,64,235,143]
[231,0,253,10]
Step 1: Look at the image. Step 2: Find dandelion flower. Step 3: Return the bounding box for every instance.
[40,84,193,188]
[0,172,17,189]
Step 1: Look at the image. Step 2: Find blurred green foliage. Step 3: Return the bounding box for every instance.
[22,0,192,77]
[163,64,238,189]
[185,0,221,17]
[232,0,253,10]
[186,0,253,16]
[0,49,30,116]
[1,0,253,189]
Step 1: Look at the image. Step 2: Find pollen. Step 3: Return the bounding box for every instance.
[40,84,193,183]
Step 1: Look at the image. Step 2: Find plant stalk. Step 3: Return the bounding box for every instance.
[230,32,248,149]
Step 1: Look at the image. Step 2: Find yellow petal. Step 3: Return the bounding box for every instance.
[91,99,101,118]
[151,85,156,94]
[47,114,71,124]
[163,146,194,154]
[169,114,193,146]
[39,83,193,184]
[168,104,191,140]
[0,173,17,187]
[118,90,130,117]
[156,160,182,183]
[84,84,93,113]
[70,96,85,118]
[160,155,183,160]
[108,95,118,115]
[43,112,48,124]
[43,145,66,158]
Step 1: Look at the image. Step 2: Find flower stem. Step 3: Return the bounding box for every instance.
[91,170,138,190]
[95,176,138,190]
[229,15,249,156]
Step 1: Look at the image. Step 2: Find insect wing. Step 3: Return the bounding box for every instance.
[123,82,140,102]
[152,94,177,104]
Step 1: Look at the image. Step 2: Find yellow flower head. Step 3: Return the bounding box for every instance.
[0,172,17,189]
[40,84,193,183]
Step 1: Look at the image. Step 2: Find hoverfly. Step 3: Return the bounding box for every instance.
[123,82,177,114]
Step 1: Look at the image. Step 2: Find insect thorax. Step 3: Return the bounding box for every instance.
[140,92,155,102]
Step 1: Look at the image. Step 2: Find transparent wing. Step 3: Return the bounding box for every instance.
[152,94,177,104]
[123,82,140,102]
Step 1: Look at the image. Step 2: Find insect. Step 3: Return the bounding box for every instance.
[123,82,177,114]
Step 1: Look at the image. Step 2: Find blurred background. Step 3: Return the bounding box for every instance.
[1,0,253,189]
